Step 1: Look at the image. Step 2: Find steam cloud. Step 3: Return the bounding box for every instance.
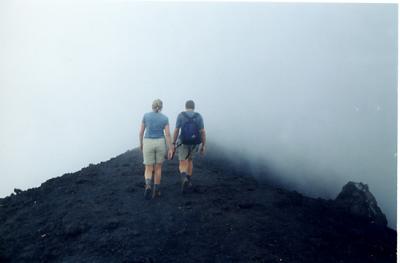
[0,2,397,227]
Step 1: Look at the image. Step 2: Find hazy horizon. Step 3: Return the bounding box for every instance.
[0,2,397,228]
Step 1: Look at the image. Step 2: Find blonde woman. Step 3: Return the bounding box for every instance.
[139,99,173,199]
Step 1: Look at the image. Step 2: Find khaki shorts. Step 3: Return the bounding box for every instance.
[178,144,199,161]
[143,138,166,165]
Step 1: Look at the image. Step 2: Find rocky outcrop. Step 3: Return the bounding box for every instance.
[335,181,388,227]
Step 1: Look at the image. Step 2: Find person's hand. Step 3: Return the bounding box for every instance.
[167,148,174,160]
[200,145,206,156]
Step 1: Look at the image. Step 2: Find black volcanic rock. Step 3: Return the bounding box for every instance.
[0,147,396,262]
[335,182,388,227]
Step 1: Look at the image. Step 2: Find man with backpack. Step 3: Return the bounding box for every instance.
[172,100,206,193]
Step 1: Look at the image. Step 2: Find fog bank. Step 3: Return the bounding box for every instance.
[0,2,397,227]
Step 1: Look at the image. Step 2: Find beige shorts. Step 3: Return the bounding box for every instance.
[178,144,199,161]
[143,138,166,165]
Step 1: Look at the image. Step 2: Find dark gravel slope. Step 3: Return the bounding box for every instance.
[0,147,396,262]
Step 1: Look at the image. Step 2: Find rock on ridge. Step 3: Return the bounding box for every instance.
[335,181,387,226]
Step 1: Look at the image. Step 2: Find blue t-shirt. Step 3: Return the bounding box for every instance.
[176,111,204,130]
[142,112,169,138]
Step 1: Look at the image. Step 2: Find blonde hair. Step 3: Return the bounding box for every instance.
[152,99,163,112]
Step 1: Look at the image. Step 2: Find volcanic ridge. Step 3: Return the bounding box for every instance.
[0,146,396,262]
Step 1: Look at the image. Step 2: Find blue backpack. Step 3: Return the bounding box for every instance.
[180,112,201,145]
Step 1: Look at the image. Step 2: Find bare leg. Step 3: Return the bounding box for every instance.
[144,165,154,199]
[180,159,193,193]
[179,160,189,174]
[188,159,193,176]
[154,163,162,184]
[144,165,154,181]
[153,163,162,198]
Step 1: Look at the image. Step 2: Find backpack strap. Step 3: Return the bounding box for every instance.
[185,145,194,160]
[184,145,200,160]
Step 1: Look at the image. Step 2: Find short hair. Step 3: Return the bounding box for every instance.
[185,100,195,110]
[152,99,163,112]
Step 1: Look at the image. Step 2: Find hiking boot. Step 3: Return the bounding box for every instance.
[181,177,189,194]
[152,189,161,199]
[187,176,193,188]
[144,185,152,200]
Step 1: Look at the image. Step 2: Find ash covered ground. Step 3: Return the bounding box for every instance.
[0,146,396,262]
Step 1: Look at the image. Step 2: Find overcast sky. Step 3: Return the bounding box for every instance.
[0,1,397,228]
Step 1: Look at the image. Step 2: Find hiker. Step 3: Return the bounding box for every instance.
[172,100,206,193]
[139,99,173,199]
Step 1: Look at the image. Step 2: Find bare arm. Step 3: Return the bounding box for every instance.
[200,128,206,146]
[200,128,206,155]
[164,124,174,160]
[139,122,145,151]
[172,128,180,146]
[164,124,173,150]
